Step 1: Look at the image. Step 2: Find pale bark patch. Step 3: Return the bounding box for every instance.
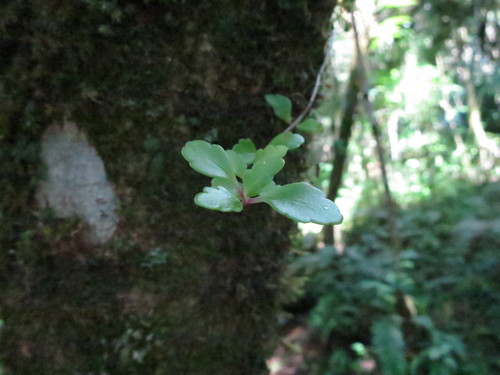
[37,122,119,244]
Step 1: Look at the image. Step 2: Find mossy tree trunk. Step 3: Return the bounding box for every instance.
[0,1,336,374]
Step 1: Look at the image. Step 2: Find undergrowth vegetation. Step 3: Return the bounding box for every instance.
[273,1,500,373]
[290,181,500,375]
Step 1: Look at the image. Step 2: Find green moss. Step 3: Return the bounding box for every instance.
[0,1,335,373]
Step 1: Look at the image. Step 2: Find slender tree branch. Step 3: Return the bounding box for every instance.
[462,4,500,167]
[323,63,360,246]
[283,33,335,133]
[351,10,394,208]
[351,9,400,252]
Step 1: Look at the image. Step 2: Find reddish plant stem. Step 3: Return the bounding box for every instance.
[238,186,263,206]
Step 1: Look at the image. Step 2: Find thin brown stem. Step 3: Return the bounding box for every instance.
[351,9,400,251]
[283,34,334,133]
[323,63,360,246]
[351,10,394,208]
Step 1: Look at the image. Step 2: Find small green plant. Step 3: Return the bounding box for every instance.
[181,94,342,225]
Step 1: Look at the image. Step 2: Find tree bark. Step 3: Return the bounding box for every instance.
[323,65,360,245]
[351,10,395,209]
[350,9,399,250]
[454,3,500,173]
[0,1,336,374]
[464,72,500,168]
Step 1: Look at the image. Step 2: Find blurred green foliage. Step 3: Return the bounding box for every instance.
[292,181,500,374]
[278,0,500,374]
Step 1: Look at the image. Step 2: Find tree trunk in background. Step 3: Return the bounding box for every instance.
[323,65,360,245]
[351,11,395,210]
[464,73,500,169]
[0,1,336,374]
[351,10,399,251]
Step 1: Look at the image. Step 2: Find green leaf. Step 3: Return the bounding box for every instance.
[372,316,407,375]
[265,94,292,123]
[181,140,234,179]
[260,182,343,225]
[211,177,239,197]
[226,150,247,177]
[243,158,285,197]
[270,132,305,150]
[253,144,288,164]
[232,138,256,164]
[297,118,323,133]
[194,186,243,212]
[260,181,277,195]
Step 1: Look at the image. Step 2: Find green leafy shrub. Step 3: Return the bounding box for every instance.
[291,181,500,375]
